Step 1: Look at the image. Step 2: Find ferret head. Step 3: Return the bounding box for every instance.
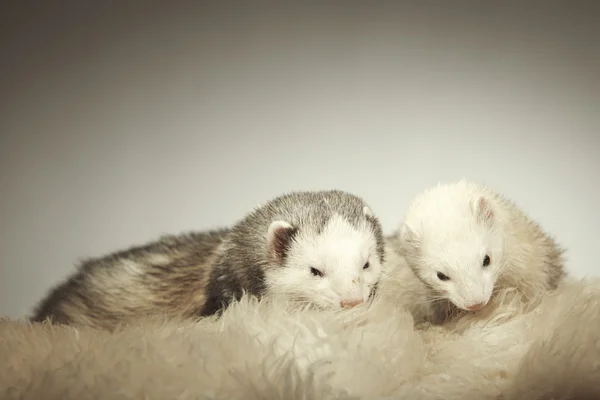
[400,183,504,312]
[255,191,385,310]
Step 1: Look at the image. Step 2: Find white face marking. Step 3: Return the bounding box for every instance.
[418,226,503,310]
[264,214,382,309]
[402,182,504,311]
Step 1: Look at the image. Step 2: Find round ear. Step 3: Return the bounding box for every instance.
[471,196,494,225]
[362,206,374,219]
[398,222,423,264]
[400,222,420,245]
[266,220,299,264]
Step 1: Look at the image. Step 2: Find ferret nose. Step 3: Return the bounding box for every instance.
[340,299,364,309]
[466,302,486,311]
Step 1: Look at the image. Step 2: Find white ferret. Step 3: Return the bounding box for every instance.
[386,179,566,324]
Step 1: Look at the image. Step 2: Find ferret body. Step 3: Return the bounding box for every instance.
[31,190,385,330]
[387,179,566,324]
[31,230,228,329]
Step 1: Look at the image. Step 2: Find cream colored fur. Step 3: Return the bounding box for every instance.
[2,275,599,400]
[393,180,566,327]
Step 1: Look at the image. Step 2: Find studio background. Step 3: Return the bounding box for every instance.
[1,1,598,319]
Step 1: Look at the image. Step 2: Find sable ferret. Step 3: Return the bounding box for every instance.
[31,190,386,330]
[385,179,566,324]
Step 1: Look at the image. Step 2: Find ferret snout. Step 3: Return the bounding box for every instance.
[340,299,364,308]
[466,301,487,311]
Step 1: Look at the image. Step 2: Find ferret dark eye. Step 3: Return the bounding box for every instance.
[437,272,450,281]
[310,267,324,277]
[483,254,491,267]
[363,262,370,270]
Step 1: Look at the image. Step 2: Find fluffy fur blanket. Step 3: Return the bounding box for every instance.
[2,277,600,400]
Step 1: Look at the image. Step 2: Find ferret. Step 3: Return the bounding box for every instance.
[388,179,566,325]
[31,189,386,330]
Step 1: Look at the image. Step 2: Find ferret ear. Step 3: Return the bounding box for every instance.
[472,196,494,225]
[267,220,299,264]
[400,222,421,246]
[362,206,374,219]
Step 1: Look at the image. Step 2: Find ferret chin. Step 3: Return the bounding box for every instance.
[388,179,566,325]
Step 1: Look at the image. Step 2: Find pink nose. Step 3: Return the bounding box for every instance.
[340,299,364,309]
[466,302,486,311]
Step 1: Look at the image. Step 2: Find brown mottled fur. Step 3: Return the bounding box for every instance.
[30,230,227,330]
[383,180,567,326]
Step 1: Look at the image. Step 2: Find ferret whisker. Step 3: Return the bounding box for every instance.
[493,264,507,279]
[409,297,448,308]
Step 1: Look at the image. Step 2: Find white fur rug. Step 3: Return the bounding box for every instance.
[2,277,600,400]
